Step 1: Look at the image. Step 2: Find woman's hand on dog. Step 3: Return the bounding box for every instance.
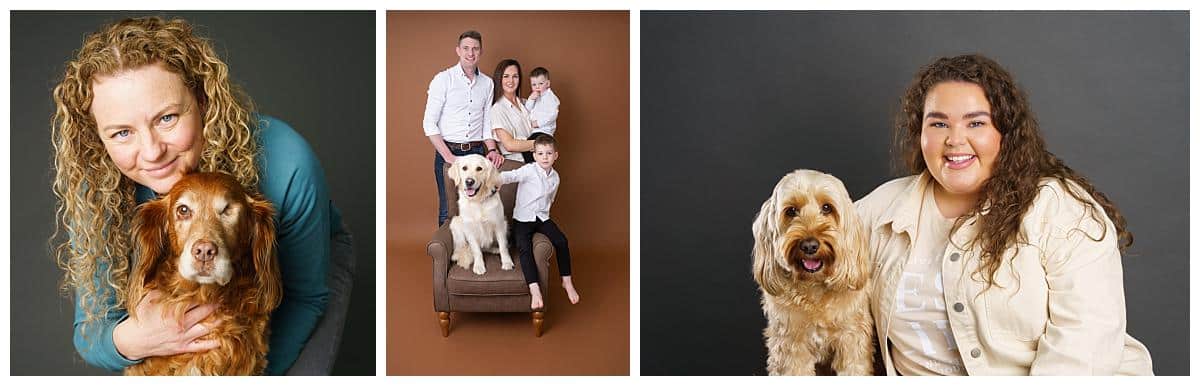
[113,290,221,361]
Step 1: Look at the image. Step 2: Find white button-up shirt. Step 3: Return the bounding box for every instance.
[499,163,559,222]
[490,97,535,162]
[423,63,495,142]
[525,88,559,135]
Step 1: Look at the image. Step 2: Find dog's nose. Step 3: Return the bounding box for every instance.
[193,240,218,262]
[799,238,820,255]
[465,177,475,186]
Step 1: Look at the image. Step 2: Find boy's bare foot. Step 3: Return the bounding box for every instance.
[529,283,544,310]
[562,276,580,304]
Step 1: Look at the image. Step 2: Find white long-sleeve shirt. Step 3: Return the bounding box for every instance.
[423,63,495,142]
[524,88,559,136]
[499,163,559,222]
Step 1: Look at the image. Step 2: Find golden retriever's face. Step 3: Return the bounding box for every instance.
[753,170,868,295]
[132,172,276,287]
[448,154,499,200]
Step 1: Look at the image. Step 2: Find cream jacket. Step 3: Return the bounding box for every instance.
[855,173,1153,375]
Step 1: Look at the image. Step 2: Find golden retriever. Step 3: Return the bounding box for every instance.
[125,172,280,375]
[448,154,515,275]
[752,169,874,375]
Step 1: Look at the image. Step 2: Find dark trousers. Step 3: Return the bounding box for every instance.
[512,218,572,285]
[434,145,486,226]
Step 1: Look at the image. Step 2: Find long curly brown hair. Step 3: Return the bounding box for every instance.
[893,54,1132,288]
[51,16,260,333]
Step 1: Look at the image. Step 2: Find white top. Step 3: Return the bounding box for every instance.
[525,88,560,135]
[888,184,968,375]
[499,163,559,222]
[422,63,495,142]
[490,96,535,162]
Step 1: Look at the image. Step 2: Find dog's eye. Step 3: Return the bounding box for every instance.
[784,207,797,217]
[476,166,482,171]
[176,204,191,219]
[821,203,833,215]
[462,166,467,171]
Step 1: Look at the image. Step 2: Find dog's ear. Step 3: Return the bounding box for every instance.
[752,190,788,297]
[246,192,282,314]
[829,188,870,291]
[446,159,460,186]
[129,198,169,315]
[485,159,501,194]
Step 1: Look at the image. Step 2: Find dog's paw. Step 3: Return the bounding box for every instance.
[472,263,487,275]
[501,260,514,270]
[454,255,471,270]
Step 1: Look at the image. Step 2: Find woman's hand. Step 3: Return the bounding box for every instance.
[112,290,220,361]
[486,150,504,167]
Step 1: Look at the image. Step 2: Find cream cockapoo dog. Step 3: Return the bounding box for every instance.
[752,169,874,375]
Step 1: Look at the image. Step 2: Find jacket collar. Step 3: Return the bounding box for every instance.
[878,172,933,238]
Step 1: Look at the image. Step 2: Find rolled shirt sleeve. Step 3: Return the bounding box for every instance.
[423,72,447,137]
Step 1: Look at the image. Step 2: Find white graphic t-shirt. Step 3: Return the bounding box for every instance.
[888,185,968,375]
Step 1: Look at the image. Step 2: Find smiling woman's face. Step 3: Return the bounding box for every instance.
[920,81,1002,198]
[501,65,520,96]
[91,63,204,194]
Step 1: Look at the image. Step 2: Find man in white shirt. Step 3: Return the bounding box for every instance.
[525,66,559,136]
[424,30,505,226]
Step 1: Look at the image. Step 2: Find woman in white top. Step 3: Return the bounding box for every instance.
[490,58,537,163]
[856,54,1151,375]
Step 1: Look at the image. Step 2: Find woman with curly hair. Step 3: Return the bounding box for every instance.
[51,16,349,375]
[856,54,1152,375]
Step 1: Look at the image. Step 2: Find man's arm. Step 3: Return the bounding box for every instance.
[428,135,457,163]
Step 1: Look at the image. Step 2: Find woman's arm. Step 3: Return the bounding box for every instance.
[493,128,535,152]
[72,282,140,372]
[257,117,333,375]
[1029,186,1130,374]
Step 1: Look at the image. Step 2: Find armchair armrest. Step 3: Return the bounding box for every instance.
[428,223,454,311]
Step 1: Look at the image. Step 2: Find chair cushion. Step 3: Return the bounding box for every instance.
[446,252,531,296]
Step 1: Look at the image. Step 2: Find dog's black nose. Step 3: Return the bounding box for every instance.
[193,240,218,262]
[465,177,475,186]
[799,238,820,255]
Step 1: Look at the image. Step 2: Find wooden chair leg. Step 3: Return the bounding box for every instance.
[532,311,545,337]
[438,312,450,337]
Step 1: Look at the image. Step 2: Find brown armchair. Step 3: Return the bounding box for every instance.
[427,159,555,337]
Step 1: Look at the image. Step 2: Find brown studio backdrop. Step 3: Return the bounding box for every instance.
[385,11,630,375]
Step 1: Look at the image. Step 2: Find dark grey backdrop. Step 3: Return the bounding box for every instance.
[9,11,375,375]
[641,11,1188,375]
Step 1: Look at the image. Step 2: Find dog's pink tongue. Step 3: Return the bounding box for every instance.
[802,259,822,271]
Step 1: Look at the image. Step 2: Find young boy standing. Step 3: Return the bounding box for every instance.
[525,67,560,136]
[499,135,579,309]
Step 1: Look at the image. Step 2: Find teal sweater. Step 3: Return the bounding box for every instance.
[72,116,340,375]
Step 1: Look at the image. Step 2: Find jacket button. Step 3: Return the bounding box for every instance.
[970,348,981,358]
[953,302,964,312]
[949,252,961,262]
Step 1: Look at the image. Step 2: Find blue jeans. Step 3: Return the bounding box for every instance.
[435,145,486,226]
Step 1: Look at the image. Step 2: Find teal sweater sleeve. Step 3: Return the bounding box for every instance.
[72,264,141,372]
[70,115,335,375]
[255,116,334,375]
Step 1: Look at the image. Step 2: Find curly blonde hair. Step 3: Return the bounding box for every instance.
[51,16,261,333]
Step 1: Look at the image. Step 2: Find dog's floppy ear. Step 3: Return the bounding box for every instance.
[128,198,169,315]
[752,189,788,297]
[485,159,501,195]
[828,185,870,291]
[246,192,282,314]
[446,158,461,186]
